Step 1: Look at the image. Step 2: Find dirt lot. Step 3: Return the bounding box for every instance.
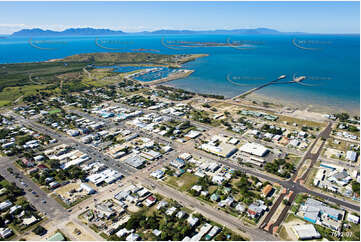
[324,147,344,159]
[64,221,98,241]
[20,220,59,241]
[281,214,308,241]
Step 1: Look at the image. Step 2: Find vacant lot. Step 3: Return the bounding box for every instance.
[65,221,98,241]
[281,213,308,241]
[165,173,199,191]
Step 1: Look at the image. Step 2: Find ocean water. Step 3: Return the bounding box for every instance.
[0,34,359,112]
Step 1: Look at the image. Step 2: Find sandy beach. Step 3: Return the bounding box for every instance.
[243,92,360,116]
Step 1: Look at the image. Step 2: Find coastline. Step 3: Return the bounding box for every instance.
[162,81,359,116]
[244,92,360,115]
[1,51,359,116]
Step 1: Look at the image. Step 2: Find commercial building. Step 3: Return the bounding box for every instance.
[239,142,269,157]
[292,224,321,240]
[346,151,357,162]
[140,150,161,160]
[201,143,237,158]
[87,169,123,186]
[80,183,96,194]
[185,130,201,139]
[150,169,165,179]
[124,155,145,169]
[300,198,344,230]
[170,158,186,169]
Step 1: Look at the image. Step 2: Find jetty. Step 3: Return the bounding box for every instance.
[232,75,287,100]
[232,74,307,100]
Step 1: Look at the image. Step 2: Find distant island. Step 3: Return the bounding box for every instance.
[11,27,306,37]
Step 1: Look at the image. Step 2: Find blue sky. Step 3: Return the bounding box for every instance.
[0,1,359,34]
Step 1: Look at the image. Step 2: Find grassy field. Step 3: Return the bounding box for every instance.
[165,173,199,192]
[0,84,53,106]
[278,115,325,128]
[278,226,291,240]
[0,61,85,90]
[49,108,61,114]
[305,167,318,187]
[208,185,218,194]
[342,220,360,241]
[293,193,308,204]
[284,213,301,223]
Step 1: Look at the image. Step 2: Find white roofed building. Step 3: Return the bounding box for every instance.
[240,142,269,157]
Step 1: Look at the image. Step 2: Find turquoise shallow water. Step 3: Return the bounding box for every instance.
[0,34,359,111]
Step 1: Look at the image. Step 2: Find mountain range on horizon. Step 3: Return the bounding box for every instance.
[11,27,308,36]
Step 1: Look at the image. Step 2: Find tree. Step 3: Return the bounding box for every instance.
[283,200,290,206]
[125,211,145,230]
[352,181,360,196]
[335,112,349,122]
[160,232,168,240]
[33,225,47,236]
[4,182,23,200]
[47,159,60,169]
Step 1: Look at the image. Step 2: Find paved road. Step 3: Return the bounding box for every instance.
[268,191,297,233]
[301,123,332,180]
[220,149,359,212]
[260,192,286,230]
[138,176,278,241]
[0,157,69,221]
[172,131,360,213]
[291,122,332,181]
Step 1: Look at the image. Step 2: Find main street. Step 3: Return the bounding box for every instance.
[0,157,69,221]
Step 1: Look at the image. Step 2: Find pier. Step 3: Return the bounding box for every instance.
[232,75,306,100]
[232,81,277,99]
